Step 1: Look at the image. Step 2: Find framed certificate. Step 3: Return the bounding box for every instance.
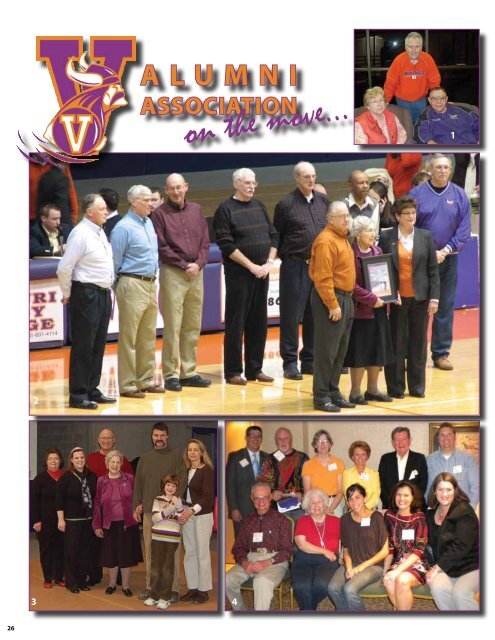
[361,253,398,303]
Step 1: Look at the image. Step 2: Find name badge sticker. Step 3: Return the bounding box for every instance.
[239,458,249,468]
[361,518,371,527]
[402,529,415,541]
[274,450,286,462]
[453,465,463,474]
[360,473,369,481]
[328,463,337,471]
[253,532,263,542]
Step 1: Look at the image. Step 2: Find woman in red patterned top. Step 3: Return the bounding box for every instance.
[383,481,429,610]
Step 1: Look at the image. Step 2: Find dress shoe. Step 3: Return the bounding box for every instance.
[180,589,198,602]
[138,588,153,600]
[283,366,303,380]
[388,391,405,399]
[349,394,368,405]
[122,588,133,597]
[143,384,166,393]
[89,393,116,404]
[105,586,116,595]
[43,581,53,589]
[409,391,425,398]
[54,580,65,587]
[68,587,80,594]
[170,591,179,603]
[300,363,314,375]
[331,395,356,409]
[180,375,212,387]
[226,375,247,385]
[80,585,91,591]
[192,590,209,604]
[120,390,146,399]
[69,399,98,410]
[364,391,393,402]
[247,372,274,382]
[313,401,341,413]
[165,378,182,392]
[434,357,453,371]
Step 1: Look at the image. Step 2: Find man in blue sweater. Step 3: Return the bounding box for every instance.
[409,154,471,371]
[414,87,479,145]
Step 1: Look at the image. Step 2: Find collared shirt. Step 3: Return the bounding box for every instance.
[398,227,415,252]
[343,194,380,236]
[110,210,158,277]
[57,217,114,299]
[273,188,329,260]
[426,448,479,508]
[396,451,409,481]
[232,508,292,565]
[45,227,62,255]
[152,200,210,270]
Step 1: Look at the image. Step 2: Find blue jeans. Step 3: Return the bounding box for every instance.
[431,254,458,361]
[292,551,339,610]
[328,564,383,611]
[396,97,427,124]
[279,257,314,368]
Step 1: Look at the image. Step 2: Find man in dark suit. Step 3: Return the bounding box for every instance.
[99,188,122,239]
[30,204,70,258]
[378,426,428,509]
[226,425,268,537]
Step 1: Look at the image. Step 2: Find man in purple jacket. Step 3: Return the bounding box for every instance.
[409,154,471,371]
[414,87,479,145]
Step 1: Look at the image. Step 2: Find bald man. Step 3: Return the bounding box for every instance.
[341,170,380,237]
[86,428,134,477]
[274,162,329,380]
[152,174,211,391]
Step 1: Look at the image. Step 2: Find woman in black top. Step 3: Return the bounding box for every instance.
[56,447,98,593]
[425,472,479,610]
[31,448,65,588]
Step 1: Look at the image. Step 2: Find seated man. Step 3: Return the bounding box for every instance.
[30,204,70,257]
[414,87,479,145]
[226,482,292,611]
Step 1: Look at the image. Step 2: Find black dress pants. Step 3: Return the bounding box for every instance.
[385,297,429,396]
[223,262,269,379]
[38,522,64,582]
[69,282,112,403]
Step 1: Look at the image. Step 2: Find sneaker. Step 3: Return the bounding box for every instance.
[144,597,158,606]
[156,599,171,609]
[139,587,153,600]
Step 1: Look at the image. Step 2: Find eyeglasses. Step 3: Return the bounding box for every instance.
[369,99,385,105]
[252,495,270,502]
[429,95,447,102]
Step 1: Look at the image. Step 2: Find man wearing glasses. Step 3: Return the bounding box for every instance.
[310,202,356,412]
[111,185,164,398]
[226,426,268,537]
[414,87,480,145]
[226,482,292,611]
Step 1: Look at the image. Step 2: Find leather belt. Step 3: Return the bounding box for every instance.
[120,273,156,282]
[72,281,110,292]
[290,256,311,264]
[334,288,353,298]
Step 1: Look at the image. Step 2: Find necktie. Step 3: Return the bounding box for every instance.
[252,453,259,478]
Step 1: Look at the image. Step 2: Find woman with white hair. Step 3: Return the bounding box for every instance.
[292,488,340,610]
[344,215,393,404]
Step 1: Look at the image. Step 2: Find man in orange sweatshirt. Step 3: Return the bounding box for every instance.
[384,32,440,124]
[309,202,356,412]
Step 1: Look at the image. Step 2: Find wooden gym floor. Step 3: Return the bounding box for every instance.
[30,309,479,417]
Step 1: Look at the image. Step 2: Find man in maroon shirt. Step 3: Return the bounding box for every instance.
[152,174,211,391]
[86,428,134,477]
[225,482,292,610]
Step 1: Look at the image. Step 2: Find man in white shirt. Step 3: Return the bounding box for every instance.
[57,194,115,409]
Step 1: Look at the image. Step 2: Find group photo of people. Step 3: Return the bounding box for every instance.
[354,30,480,145]
[29,152,479,418]
[225,420,479,612]
[29,420,218,611]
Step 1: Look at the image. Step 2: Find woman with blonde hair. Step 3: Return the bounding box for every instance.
[179,439,215,604]
[355,87,407,145]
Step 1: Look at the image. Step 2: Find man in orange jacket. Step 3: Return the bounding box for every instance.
[384,32,440,124]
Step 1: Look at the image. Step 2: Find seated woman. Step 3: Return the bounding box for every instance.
[380,195,440,398]
[328,484,389,611]
[92,450,142,597]
[302,430,345,516]
[31,448,66,589]
[425,472,479,611]
[355,87,408,145]
[344,216,393,405]
[383,481,429,610]
[292,488,340,610]
[343,441,380,510]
